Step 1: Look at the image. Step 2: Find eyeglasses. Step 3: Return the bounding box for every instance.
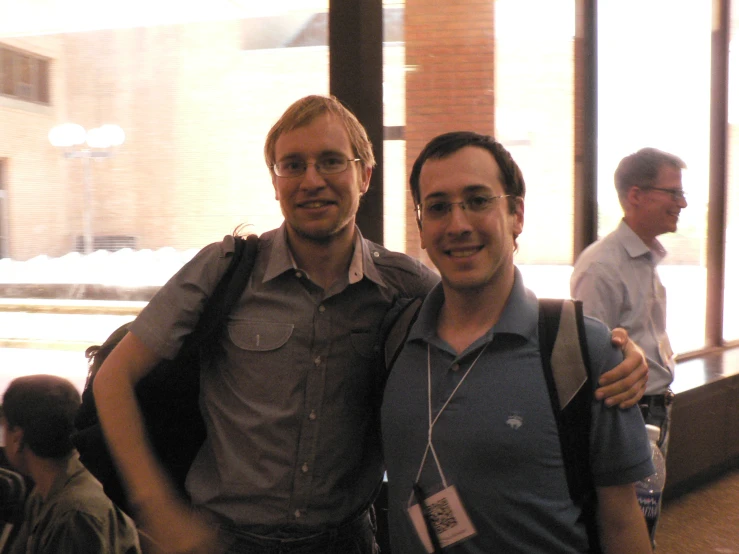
[417,194,511,221]
[640,186,687,202]
[273,155,361,178]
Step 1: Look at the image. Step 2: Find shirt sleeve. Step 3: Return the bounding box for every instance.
[129,238,236,359]
[571,261,624,331]
[37,512,110,554]
[582,316,655,487]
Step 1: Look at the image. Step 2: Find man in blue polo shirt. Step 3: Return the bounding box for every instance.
[382,131,654,553]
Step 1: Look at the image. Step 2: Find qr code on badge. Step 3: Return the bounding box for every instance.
[428,497,458,535]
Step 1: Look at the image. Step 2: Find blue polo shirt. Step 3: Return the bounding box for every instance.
[381,268,653,553]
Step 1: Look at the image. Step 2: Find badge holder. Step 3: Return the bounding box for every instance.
[405,343,484,552]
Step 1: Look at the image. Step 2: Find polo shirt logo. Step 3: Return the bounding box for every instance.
[506,414,523,430]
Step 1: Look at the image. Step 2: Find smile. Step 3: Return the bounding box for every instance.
[298,200,335,209]
[446,246,483,258]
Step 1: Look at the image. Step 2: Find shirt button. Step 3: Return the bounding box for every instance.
[309,410,317,421]
[318,305,326,313]
[294,510,301,518]
[302,463,309,473]
[295,271,303,279]
[373,251,380,258]
[451,363,460,372]
[314,356,321,366]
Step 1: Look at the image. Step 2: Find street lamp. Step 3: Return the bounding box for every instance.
[49,123,125,255]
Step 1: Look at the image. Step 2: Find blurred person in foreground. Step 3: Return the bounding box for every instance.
[382,131,654,553]
[92,95,648,554]
[2,374,140,554]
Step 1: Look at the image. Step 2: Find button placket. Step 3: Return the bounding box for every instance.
[290,301,329,520]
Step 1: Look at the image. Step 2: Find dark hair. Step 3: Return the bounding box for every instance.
[2,375,81,459]
[83,323,130,389]
[409,131,526,215]
[614,147,686,207]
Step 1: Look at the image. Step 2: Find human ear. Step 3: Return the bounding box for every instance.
[360,165,372,195]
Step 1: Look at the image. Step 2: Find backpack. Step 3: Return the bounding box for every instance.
[382,297,601,553]
[72,234,260,515]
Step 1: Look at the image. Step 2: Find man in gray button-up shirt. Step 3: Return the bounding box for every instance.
[571,147,688,456]
[92,95,649,554]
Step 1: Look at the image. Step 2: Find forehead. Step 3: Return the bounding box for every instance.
[655,164,683,187]
[274,112,352,159]
[418,145,503,198]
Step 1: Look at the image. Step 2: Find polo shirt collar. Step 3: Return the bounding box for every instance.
[616,219,666,263]
[408,267,538,348]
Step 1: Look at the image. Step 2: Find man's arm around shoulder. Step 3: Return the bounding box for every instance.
[93,332,219,554]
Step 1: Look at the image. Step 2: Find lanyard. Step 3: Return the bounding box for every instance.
[407,341,489,508]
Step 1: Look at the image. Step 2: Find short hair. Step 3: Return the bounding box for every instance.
[614,147,686,207]
[2,375,81,459]
[409,131,526,215]
[263,95,376,172]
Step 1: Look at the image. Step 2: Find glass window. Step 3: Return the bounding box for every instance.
[1,49,14,95]
[598,0,712,354]
[383,0,407,255]
[726,6,739,341]
[496,0,576,298]
[0,3,329,385]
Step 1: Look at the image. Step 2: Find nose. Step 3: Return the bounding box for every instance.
[445,202,474,234]
[300,163,327,190]
[678,195,688,209]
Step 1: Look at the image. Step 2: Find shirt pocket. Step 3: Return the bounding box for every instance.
[228,320,294,351]
[350,329,379,359]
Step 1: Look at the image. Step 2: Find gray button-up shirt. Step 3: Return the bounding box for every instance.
[570,219,674,395]
[130,224,438,528]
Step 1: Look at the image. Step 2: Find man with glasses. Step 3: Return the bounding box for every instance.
[382,131,654,553]
[92,96,648,554]
[571,147,686,457]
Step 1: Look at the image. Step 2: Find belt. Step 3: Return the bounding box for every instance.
[639,389,675,408]
[220,508,373,550]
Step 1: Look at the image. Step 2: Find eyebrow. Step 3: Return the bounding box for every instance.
[422,184,493,202]
[276,149,349,162]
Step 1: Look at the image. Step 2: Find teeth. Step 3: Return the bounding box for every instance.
[449,249,478,258]
[302,202,328,208]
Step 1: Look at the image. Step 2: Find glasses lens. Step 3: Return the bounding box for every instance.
[317,156,348,175]
[275,160,305,177]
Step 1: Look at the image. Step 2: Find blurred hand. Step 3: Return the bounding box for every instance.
[135,496,223,554]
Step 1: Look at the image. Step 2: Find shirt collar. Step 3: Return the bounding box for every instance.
[408,267,538,348]
[616,219,667,263]
[43,453,86,503]
[262,223,387,288]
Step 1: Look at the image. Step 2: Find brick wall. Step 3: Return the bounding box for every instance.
[405,0,495,260]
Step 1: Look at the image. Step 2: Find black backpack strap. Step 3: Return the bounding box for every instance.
[383,297,424,372]
[182,233,260,356]
[538,298,601,553]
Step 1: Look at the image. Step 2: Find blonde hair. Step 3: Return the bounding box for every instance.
[264,95,376,171]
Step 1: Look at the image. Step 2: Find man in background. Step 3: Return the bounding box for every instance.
[2,374,140,554]
[571,146,687,455]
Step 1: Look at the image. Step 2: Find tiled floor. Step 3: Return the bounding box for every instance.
[655,468,739,553]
